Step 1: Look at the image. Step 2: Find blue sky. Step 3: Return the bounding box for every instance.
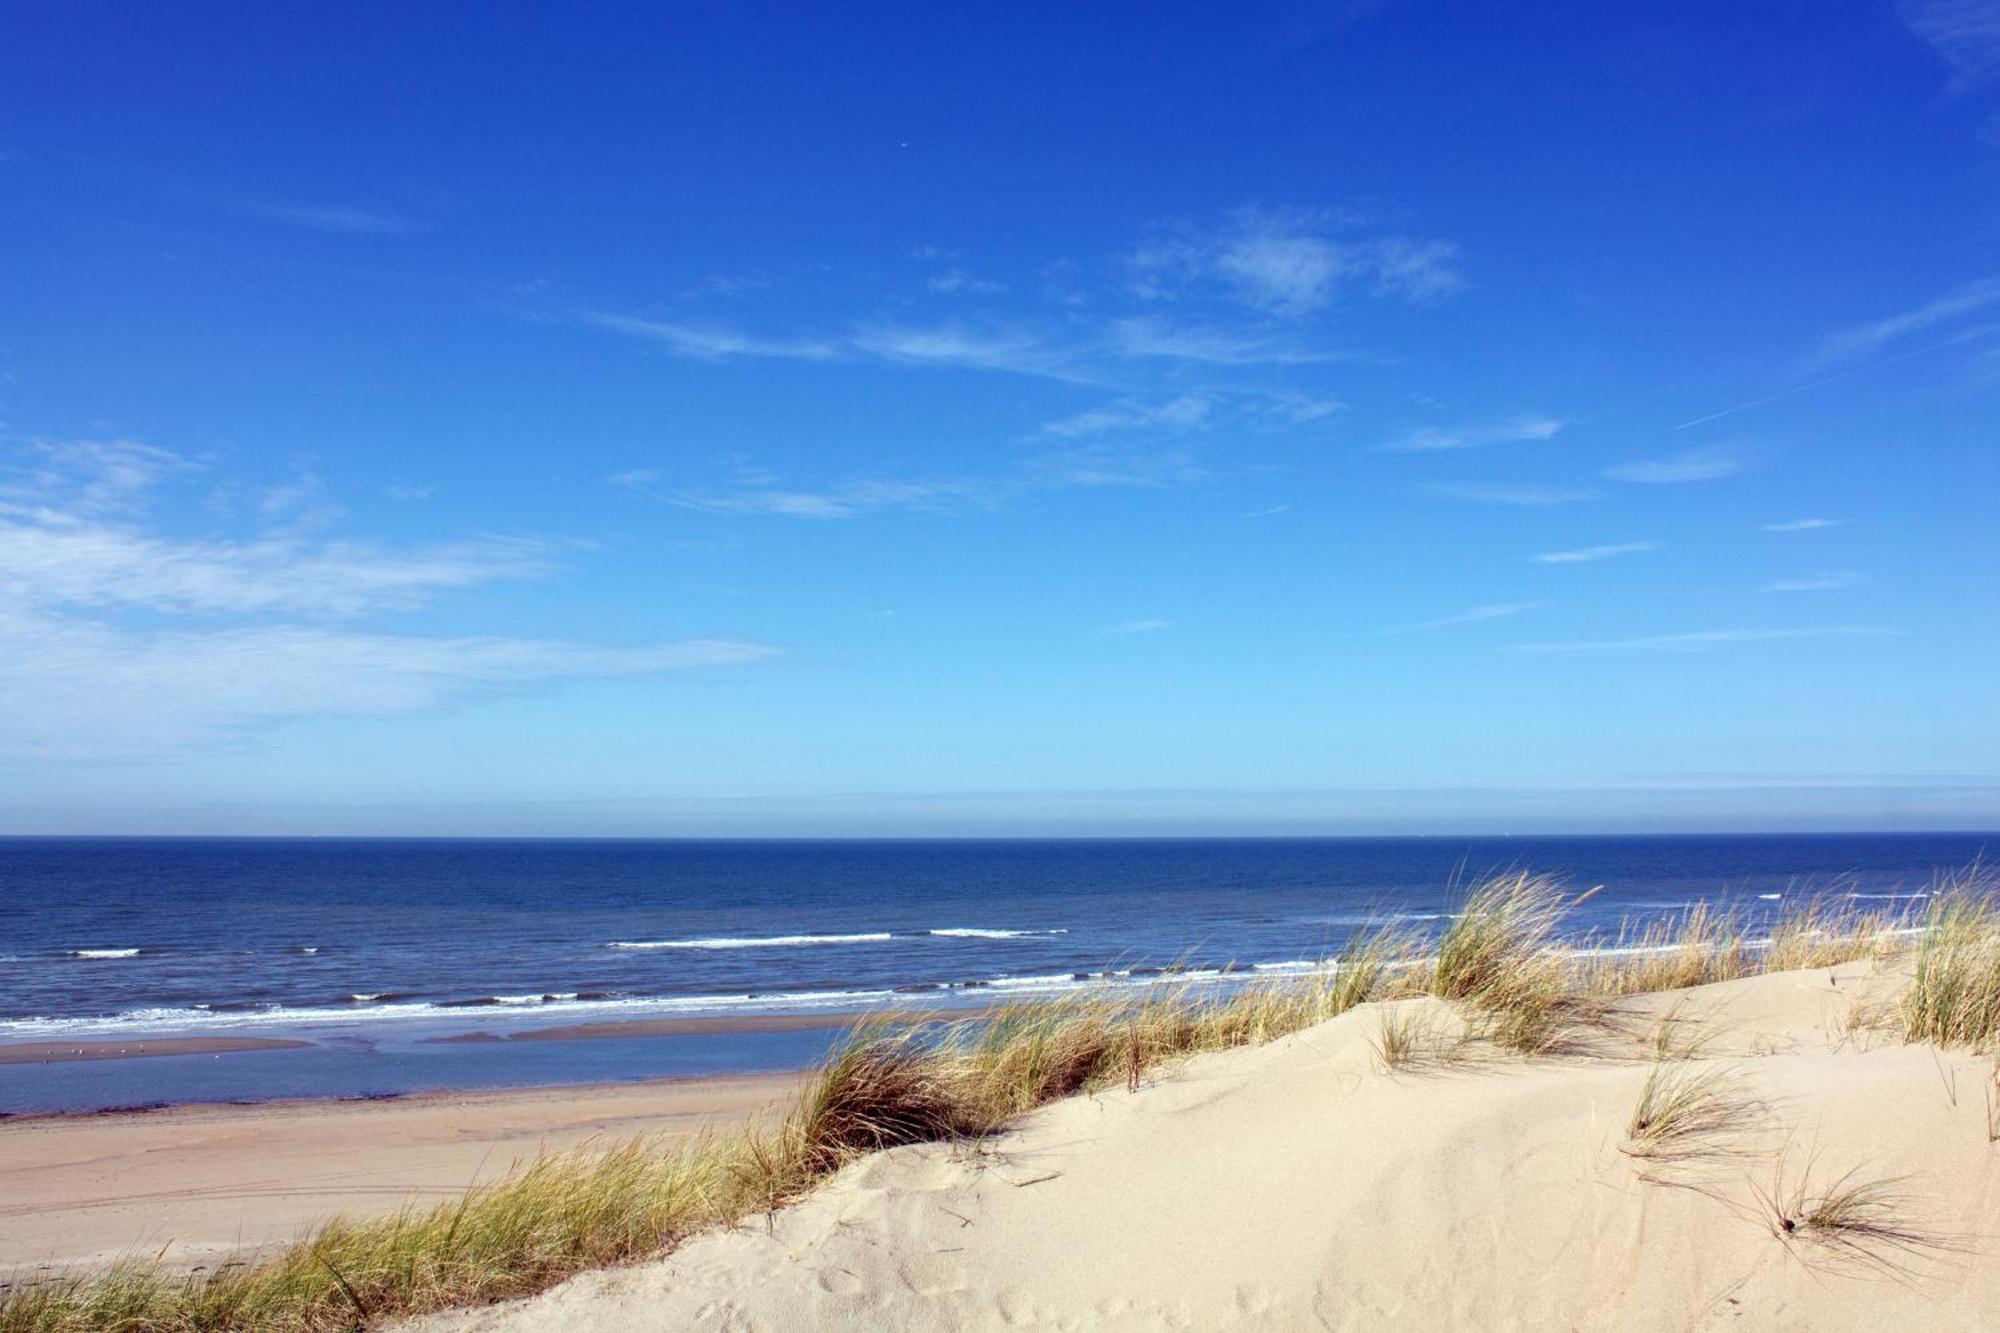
[2,1,1997,835]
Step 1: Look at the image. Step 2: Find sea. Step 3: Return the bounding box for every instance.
[0,833,1989,1114]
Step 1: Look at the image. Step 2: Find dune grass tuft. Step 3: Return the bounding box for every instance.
[1371,1005,1431,1071]
[1623,1059,1757,1166]
[1430,873,1601,1054]
[1902,869,2000,1050]
[1591,902,1750,997]
[1430,872,1569,1001]
[1758,1158,1952,1272]
[4,866,1995,1332]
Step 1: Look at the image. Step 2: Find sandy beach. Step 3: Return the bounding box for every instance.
[409,962,2000,1331]
[0,1073,800,1272]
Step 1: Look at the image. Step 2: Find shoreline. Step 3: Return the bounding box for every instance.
[429,1005,970,1044]
[0,1009,965,1121]
[0,1065,813,1127]
[0,1005,950,1068]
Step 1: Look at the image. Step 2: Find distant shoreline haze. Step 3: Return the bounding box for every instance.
[0,779,1993,839]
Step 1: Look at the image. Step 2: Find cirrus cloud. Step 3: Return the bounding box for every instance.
[0,437,779,759]
[1604,445,1742,485]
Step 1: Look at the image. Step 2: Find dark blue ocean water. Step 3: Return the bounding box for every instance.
[0,834,1989,1111]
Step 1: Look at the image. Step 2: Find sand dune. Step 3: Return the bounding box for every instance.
[413,963,2000,1331]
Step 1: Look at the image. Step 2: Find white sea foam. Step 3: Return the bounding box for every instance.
[1757,893,1783,901]
[68,948,143,960]
[926,927,1068,939]
[1848,892,1928,901]
[985,973,1087,990]
[0,985,910,1042]
[606,932,895,950]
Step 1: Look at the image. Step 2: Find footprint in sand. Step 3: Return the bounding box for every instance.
[898,1252,967,1296]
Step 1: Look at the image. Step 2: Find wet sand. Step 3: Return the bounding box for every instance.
[464,1007,962,1044]
[0,1037,312,1065]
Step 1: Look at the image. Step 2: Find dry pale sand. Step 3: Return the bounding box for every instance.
[0,1073,799,1273]
[411,963,2000,1332]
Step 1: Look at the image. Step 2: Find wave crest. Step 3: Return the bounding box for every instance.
[606,932,895,950]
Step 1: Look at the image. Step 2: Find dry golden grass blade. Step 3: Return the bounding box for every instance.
[1901,868,2000,1050]
[1622,1060,1760,1167]
[1755,1154,1963,1276]
[1368,1005,1471,1074]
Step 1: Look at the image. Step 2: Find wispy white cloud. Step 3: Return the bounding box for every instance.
[926,269,1007,295]
[223,196,421,234]
[1212,229,1347,315]
[666,477,992,519]
[584,206,1427,384]
[1388,600,1550,634]
[681,272,776,299]
[1026,442,1208,489]
[1258,393,1344,423]
[1764,572,1865,593]
[1379,414,1563,453]
[1103,316,1348,366]
[1807,275,2000,367]
[629,417,1216,519]
[0,523,557,618]
[0,437,192,521]
[1762,517,1844,532]
[1241,503,1292,518]
[1037,395,1211,438]
[1428,481,1597,506]
[590,306,1348,384]
[1104,619,1172,635]
[584,312,840,362]
[0,438,776,758]
[848,322,1075,378]
[1130,207,1461,315]
[1513,626,1886,654]
[0,612,774,759]
[1899,0,2000,89]
[1532,541,1660,565]
[1604,445,1741,484]
[1362,237,1465,304]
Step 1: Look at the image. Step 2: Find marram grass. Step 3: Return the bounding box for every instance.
[1,868,1979,1333]
[1898,865,2000,1050]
